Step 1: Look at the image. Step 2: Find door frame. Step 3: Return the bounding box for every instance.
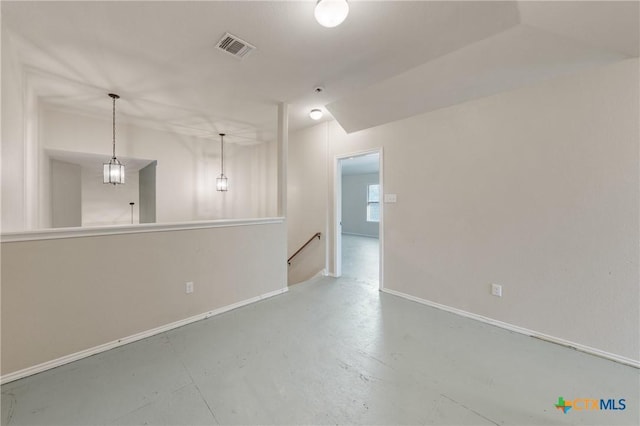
[333,147,384,291]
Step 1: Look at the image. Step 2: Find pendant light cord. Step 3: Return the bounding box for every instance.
[109,93,120,160]
[220,133,225,175]
[112,95,116,159]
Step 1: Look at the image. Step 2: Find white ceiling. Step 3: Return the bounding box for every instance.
[47,149,155,172]
[341,153,379,176]
[2,1,638,143]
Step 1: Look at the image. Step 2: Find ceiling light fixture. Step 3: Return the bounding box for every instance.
[309,109,323,120]
[103,93,125,185]
[216,133,228,192]
[314,0,349,28]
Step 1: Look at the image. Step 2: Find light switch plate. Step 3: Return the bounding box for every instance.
[384,194,397,203]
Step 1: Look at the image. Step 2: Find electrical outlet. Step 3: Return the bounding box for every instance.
[185,281,194,294]
[491,283,502,297]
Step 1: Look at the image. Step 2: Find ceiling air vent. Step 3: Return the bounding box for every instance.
[216,32,256,59]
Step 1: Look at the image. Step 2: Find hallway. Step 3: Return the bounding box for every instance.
[341,234,379,286]
[2,253,638,425]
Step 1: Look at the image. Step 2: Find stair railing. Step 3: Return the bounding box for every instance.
[288,232,321,265]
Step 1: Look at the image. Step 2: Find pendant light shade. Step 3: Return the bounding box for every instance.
[104,157,125,185]
[314,0,349,28]
[103,93,125,185]
[216,175,228,192]
[216,133,228,192]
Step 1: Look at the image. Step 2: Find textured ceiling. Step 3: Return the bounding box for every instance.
[2,1,638,143]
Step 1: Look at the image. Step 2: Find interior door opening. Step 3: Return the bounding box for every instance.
[335,150,382,289]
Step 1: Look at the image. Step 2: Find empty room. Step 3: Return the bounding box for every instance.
[1,1,638,425]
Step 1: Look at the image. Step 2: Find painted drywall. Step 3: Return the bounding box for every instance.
[139,162,157,224]
[2,97,277,231]
[342,173,379,238]
[1,29,26,231]
[81,166,140,226]
[0,221,287,376]
[2,27,43,232]
[51,160,82,228]
[40,108,277,225]
[287,123,328,285]
[290,59,639,362]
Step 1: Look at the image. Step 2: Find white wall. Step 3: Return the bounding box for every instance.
[1,221,287,377]
[289,59,639,363]
[287,123,328,285]
[1,29,26,231]
[1,28,42,232]
[139,162,157,224]
[342,172,379,238]
[51,160,82,228]
[81,167,140,226]
[40,108,277,225]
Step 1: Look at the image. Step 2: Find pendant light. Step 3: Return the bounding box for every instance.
[314,0,349,28]
[216,133,228,192]
[103,93,125,185]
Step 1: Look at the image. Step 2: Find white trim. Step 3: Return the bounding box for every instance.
[378,147,385,291]
[307,269,328,281]
[342,232,379,238]
[308,269,329,282]
[324,122,331,277]
[24,77,39,230]
[381,288,640,369]
[1,217,285,243]
[333,147,384,291]
[0,287,288,385]
[333,152,343,278]
[277,103,288,217]
[289,269,327,286]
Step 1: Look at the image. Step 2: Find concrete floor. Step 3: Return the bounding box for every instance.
[341,234,379,286]
[2,235,638,425]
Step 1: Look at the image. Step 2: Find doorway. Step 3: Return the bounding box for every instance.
[334,149,383,289]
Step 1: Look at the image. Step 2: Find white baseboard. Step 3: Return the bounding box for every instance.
[342,232,379,239]
[381,288,640,369]
[289,269,327,286]
[302,269,328,283]
[1,287,289,385]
